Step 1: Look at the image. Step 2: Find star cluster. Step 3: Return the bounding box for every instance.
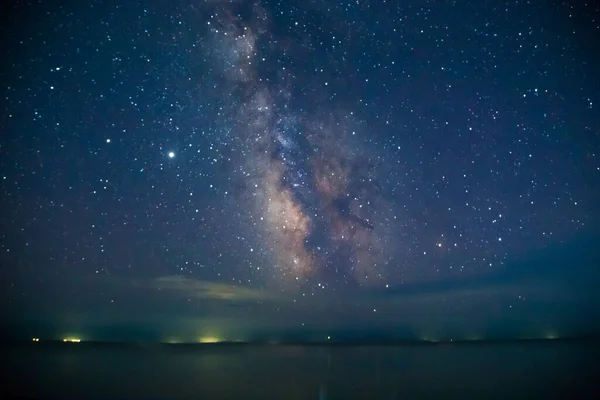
[1,0,599,335]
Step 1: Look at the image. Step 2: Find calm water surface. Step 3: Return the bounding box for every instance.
[3,341,599,399]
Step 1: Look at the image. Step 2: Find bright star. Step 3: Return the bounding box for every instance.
[168,151,175,158]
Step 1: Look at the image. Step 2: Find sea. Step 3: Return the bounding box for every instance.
[2,340,599,399]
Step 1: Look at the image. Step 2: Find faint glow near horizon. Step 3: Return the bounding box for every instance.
[199,336,221,343]
[545,331,559,340]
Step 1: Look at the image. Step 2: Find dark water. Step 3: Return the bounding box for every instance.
[3,341,599,399]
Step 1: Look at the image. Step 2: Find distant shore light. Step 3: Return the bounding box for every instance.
[199,336,221,343]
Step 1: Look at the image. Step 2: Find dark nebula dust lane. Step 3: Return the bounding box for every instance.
[1,0,599,339]
[202,3,403,286]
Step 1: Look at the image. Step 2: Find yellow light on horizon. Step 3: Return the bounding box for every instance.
[32,338,39,342]
[63,338,81,343]
[199,336,221,343]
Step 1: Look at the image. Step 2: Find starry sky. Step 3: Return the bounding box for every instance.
[1,0,600,342]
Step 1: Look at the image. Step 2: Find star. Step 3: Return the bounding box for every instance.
[2,0,598,346]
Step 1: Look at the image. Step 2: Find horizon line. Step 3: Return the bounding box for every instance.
[8,335,600,346]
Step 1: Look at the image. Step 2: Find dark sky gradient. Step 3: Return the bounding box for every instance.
[1,0,599,342]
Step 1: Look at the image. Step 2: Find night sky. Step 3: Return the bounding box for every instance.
[1,0,599,342]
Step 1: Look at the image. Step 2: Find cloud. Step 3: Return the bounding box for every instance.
[154,275,276,301]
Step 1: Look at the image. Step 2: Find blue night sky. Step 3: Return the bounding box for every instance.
[1,0,599,342]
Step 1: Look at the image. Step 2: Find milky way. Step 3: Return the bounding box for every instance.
[201,3,403,286]
[2,0,598,330]
[191,0,597,292]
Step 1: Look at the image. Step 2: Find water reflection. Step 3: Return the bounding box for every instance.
[2,342,598,399]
